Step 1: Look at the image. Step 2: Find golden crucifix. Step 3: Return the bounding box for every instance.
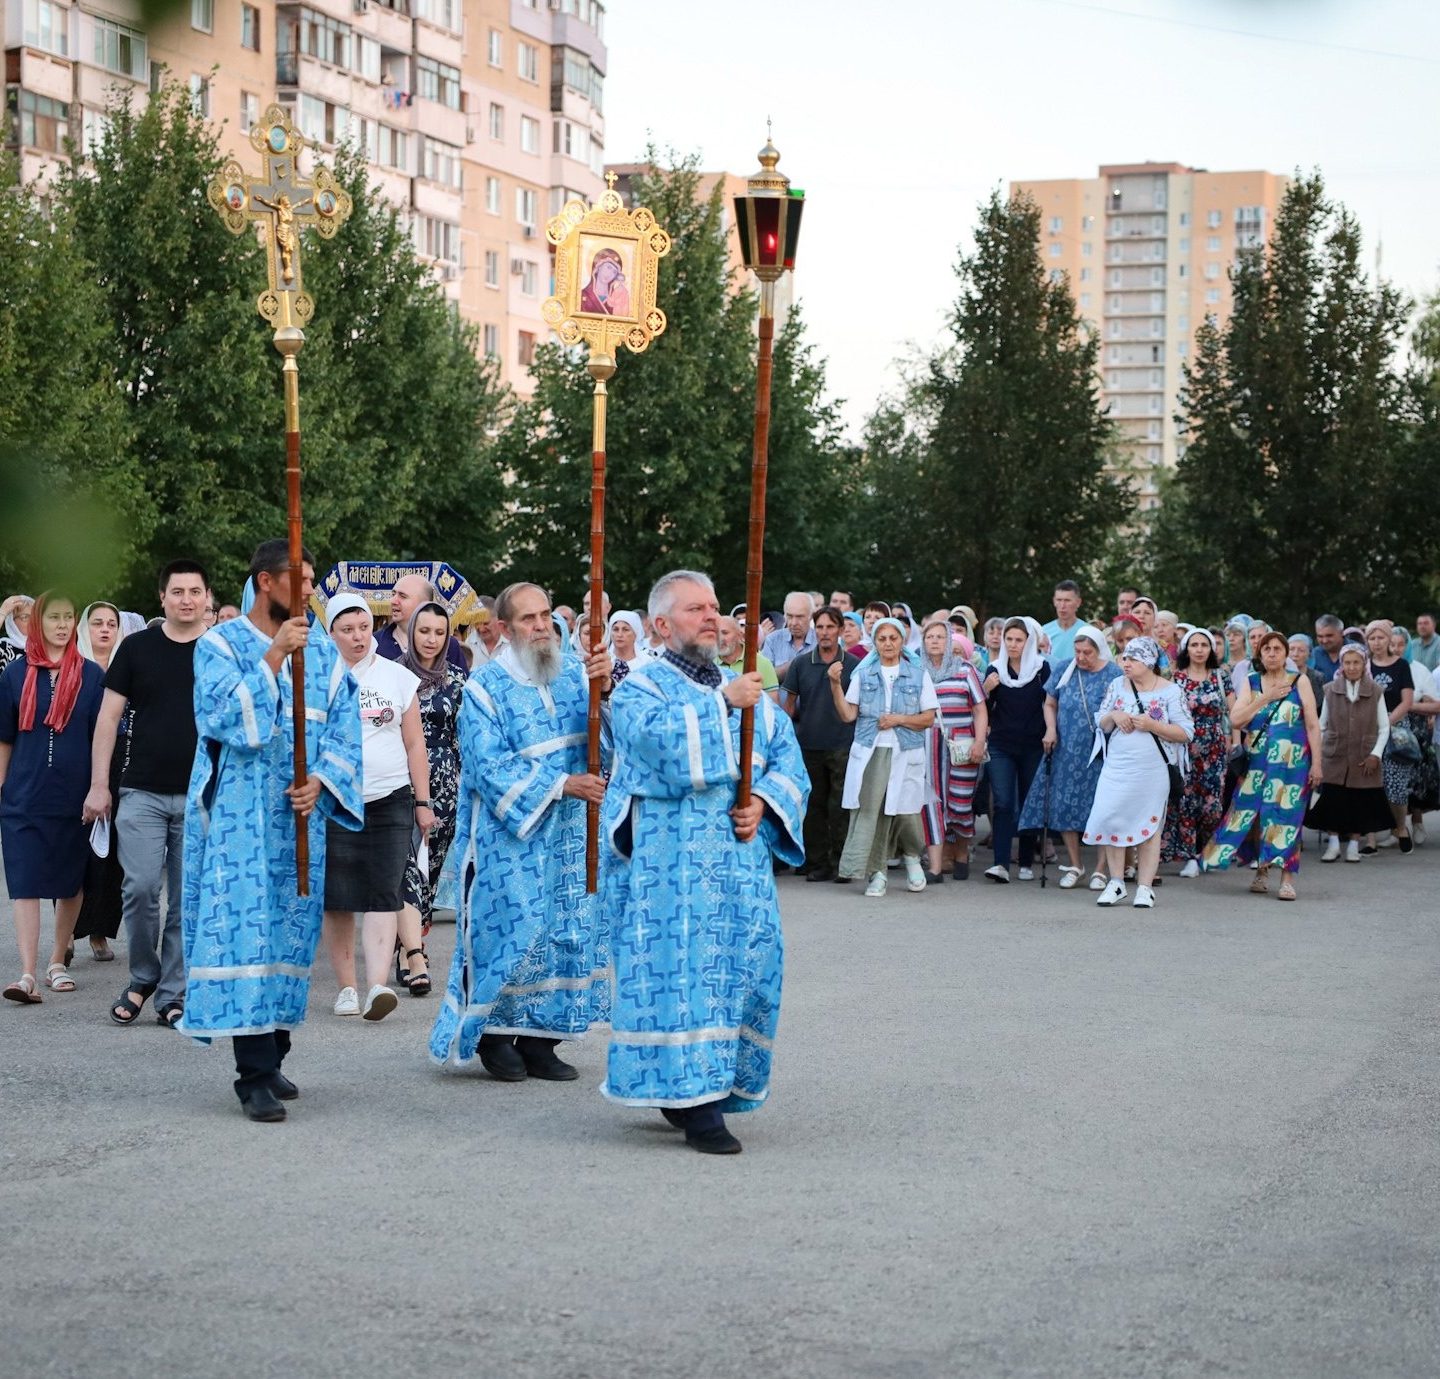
[206,105,353,895]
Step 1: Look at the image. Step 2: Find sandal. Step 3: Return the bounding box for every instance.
[156,1002,185,1028]
[3,973,42,1004]
[1277,878,1296,901]
[1058,866,1083,890]
[394,943,411,989]
[404,947,431,997]
[1249,867,1270,895]
[46,963,76,992]
[110,982,157,1026]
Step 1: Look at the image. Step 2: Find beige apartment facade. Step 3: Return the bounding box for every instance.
[3,0,606,396]
[1011,162,1289,509]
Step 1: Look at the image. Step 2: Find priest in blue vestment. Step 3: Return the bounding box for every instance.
[429,581,613,1082]
[603,570,809,1155]
[181,541,363,1123]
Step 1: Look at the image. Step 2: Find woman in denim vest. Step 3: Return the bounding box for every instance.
[830,618,938,897]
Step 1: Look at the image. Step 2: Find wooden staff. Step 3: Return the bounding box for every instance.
[736,279,778,809]
[585,353,616,893]
[277,328,310,894]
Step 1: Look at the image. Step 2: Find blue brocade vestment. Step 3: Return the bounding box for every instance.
[429,648,610,1064]
[180,618,363,1038]
[602,658,809,1113]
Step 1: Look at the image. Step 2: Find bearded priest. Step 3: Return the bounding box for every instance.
[429,581,613,1082]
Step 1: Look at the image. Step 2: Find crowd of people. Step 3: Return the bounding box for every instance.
[1,564,1435,1146]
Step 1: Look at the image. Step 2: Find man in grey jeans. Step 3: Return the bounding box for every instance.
[83,560,209,1027]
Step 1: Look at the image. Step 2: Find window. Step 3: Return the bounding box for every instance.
[1049,269,1064,283]
[1177,314,1188,332]
[484,250,499,287]
[240,90,259,132]
[1206,235,1220,252]
[1178,237,1189,253]
[5,88,68,152]
[520,115,539,154]
[1206,209,1222,228]
[1109,269,1122,287]
[516,187,536,227]
[241,3,259,49]
[1049,215,1062,232]
[296,94,325,143]
[189,73,210,117]
[1147,421,1161,439]
[1048,242,1061,258]
[1080,292,1092,308]
[1178,264,1187,278]
[487,29,502,66]
[1205,288,1220,304]
[1235,205,1264,226]
[519,41,538,81]
[488,102,504,140]
[415,214,460,266]
[416,56,461,109]
[1150,267,1162,285]
[557,46,604,110]
[22,0,68,56]
[422,136,462,189]
[413,0,460,28]
[485,176,500,214]
[280,8,353,71]
[1204,262,1220,280]
[518,331,536,366]
[1079,267,1092,283]
[93,17,148,79]
[356,37,380,83]
[376,124,408,170]
[483,324,499,358]
[1177,341,1188,357]
[1178,211,1190,227]
[192,0,213,33]
[1081,241,1092,257]
[1109,294,1121,311]
[521,261,538,295]
[1150,319,1163,337]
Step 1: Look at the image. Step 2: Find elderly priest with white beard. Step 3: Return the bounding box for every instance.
[429,581,613,1083]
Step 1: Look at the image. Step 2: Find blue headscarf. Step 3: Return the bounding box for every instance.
[857,617,920,673]
[1392,625,1414,662]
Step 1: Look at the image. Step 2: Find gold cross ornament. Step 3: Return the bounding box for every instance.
[208,104,352,329]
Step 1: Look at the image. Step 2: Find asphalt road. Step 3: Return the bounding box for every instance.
[3,832,1437,1379]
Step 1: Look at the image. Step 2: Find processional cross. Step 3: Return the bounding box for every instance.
[206,106,353,895]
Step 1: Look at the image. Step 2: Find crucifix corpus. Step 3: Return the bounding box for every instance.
[207,104,353,895]
[541,172,672,893]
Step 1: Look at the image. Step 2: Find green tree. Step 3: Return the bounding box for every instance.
[854,191,1126,616]
[1150,173,1415,626]
[0,151,142,596]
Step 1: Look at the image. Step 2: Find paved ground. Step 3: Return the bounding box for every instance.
[3,830,1438,1379]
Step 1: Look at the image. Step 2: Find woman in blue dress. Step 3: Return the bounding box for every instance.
[1019,627,1122,889]
[0,592,107,1003]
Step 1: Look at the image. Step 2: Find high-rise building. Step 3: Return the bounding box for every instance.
[1011,162,1289,509]
[2,0,607,395]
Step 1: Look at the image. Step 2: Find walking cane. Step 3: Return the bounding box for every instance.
[1039,752,1054,889]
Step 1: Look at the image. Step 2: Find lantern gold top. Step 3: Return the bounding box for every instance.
[747,139,790,198]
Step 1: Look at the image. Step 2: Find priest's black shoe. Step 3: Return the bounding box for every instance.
[269,1072,299,1101]
[238,1085,287,1123]
[687,1123,742,1155]
[515,1036,578,1081]
[805,868,834,883]
[478,1034,527,1082]
[660,1108,688,1129]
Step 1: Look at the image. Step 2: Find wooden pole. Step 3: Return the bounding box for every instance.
[737,279,777,809]
[277,329,309,895]
[585,353,615,893]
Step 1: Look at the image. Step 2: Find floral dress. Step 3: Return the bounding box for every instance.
[1162,668,1230,862]
[1019,659,1121,832]
[402,662,467,932]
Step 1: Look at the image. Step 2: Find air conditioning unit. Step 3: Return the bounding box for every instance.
[510,258,525,275]
[464,126,475,144]
[354,0,369,12]
[522,224,536,238]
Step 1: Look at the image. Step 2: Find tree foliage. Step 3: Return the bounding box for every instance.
[852,191,1127,617]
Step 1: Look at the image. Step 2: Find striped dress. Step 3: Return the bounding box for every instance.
[922,662,986,845]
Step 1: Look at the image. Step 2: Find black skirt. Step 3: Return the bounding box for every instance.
[1304,783,1393,836]
[324,785,413,913]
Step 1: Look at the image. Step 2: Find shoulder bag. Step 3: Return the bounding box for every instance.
[1132,682,1184,805]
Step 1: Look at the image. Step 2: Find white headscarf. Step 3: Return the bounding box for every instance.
[76,602,126,663]
[607,610,646,663]
[991,616,1045,689]
[1055,625,1112,691]
[3,596,32,650]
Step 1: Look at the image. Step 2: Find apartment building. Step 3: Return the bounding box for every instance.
[1011,162,1289,509]
[2,0,606,395]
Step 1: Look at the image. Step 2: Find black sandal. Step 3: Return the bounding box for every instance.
[156,1002,185,1028]
[110,982,157,1026]
[394,943,411,988]
[404,947,430,997]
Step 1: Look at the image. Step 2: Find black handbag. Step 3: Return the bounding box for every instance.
[1132,683,1184,805]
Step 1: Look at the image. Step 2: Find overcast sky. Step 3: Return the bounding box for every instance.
[604,0,1440,438]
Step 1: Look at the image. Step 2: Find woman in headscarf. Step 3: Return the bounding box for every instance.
[1222,615,1253,667]
[1305,644,1393,863]
[980,617,1050,883]
[1128,598,1170,674]
[891,602,922,652]
[1397,627,1440,843]
[1018,625,1122,889]
[832,617,939,896]
[1083,637,1193,908]
[1204,631,1320,899]
[978,617,1004,673]
[0,592,108,1003]
[0,594,33,674]
[918,619,988,882]
[1364,619,1417,852]
[606,610,648,685]
[1287,633,1327,701]
[396,600,468,996]
[1161,628,1233,878]
[71,602,128,963]
[841,611,867,660]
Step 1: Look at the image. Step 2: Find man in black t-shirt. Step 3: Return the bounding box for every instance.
[83,560,208,1028]
[780,606,855,884]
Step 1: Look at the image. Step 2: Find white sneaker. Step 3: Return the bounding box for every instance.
[1179,858,1201,878]
[1088,871,1107,891]
[1096,878,1127,907]
[1378,833,1398,849]
[333,986,360,1017]
[362,985,398,1021]
[1017,867,1035,881]
[1344,839,1361,863]
[902,855,926,892]
[984,864,1010,884]
[1321,837,1341,863]
[1132,884,1155,909]
[1413,824,1426,846]
[864,872,887,897]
